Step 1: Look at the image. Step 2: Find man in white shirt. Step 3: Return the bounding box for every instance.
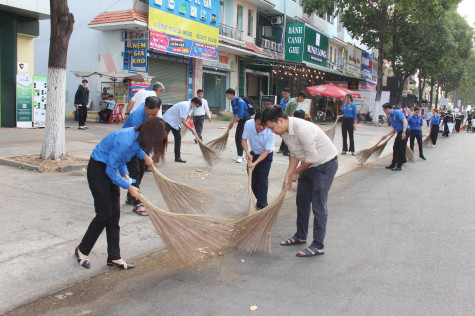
[192,89,212,143]
[162,97,201,163]
[262,105,338,258]
[241,111,274,210]
[125,82,165,118]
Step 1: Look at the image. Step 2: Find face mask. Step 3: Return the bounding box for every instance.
[192,107,198,111]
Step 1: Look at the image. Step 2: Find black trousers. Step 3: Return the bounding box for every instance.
[279,138,289,155]
[341,118,355,152]
[430,125,439,145]
[99,109,113,123]
[251,152,273,209]
[409,129,423,156]
[78,105,88,126]
[165,122,182,160]
[193,115,205,140]
[126,155,145,206]
[78,158,121,261]
[235,117,250,156]
[455,120,461,132]
[295,157,338,250]
[442,123,450,137]
[391,131,406,168]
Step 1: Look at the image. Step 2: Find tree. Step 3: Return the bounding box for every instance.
[40,0,74,159]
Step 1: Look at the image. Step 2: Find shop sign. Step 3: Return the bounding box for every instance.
[33,76,47,128]
[260,95,277,110]
[130,39,148,73]
[16,75,33,128]
[348,80,358,90]
[361,51,373,81]
[129,81,151,98]
[345,43,362,77]
[285,23,328,67]
[148,0,219,61]
[202,53,236,71]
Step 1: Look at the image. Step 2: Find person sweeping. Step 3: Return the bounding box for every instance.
[429,109,440,147]
[381,103,408,171]
[407,107,426,160]
[75,117,168,270]
[261,105,338,257]
[341,94,357,155]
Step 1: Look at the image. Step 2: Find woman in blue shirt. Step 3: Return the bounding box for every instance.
[340,94,357,155]
[75,117,168,270]
[407,107,426,160]
[429,109,440,147]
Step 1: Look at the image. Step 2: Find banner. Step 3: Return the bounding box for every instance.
[296,99,312,118]
[129,80,151,98]
[148,0,219,61]
[16,75,33,128]
[130,39,148,73]
[33,76,47,128]
[361,51,373,81]
[285,23,328,67]
[345,43,362,77]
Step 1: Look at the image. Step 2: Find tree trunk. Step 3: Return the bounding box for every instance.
[40,0,74,159]
[429,77,434,109]
[373,4,388,126]
[435,83,440,109]
[397,77,405,106]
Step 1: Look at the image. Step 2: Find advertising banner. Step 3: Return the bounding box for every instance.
[16,75,33,128]
[33,76,47,128]
[285,23,328,67]
[130,39,148,73]
[202,53,236,71]
[129,80,151,98]
[296,99,313,118]
[148,0,219,61]
[361,51,373,81]
[345,43,362,77]
[285,23,305,63]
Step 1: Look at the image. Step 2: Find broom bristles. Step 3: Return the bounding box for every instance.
[233,188,288,253]
[206,129,230,153]
[423,134,432,146]
[248,167,256,215]
[405,145,415,162]
[138,193,233,266]
[323,117,340,142]
[152,166,214,214]
[180,126,187,138]
[355,134,394,165]
[196,136,222,167]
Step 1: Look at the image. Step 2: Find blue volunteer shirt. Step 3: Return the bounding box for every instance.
[390,109,406,132]
[123,103,147,128]
[407,115,423,130]
[280,97,290,111]
[431,115,440,125]
[343,102,357,120]
[241,120,275,155]
[232,97,250,119]
[91,128,147,189]
[163,101,191,129]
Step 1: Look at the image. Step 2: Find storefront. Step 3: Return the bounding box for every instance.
[202,53,236,111]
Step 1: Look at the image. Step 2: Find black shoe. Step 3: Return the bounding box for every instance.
[194,139,198,144]
[385,165,395,169]
[420,155,426,160]
[391,166,402,171]
[125,196,133,205]
[175,158,186,163]
[283,152,290,156]
[75,247,90,269]
[107,260,135,270]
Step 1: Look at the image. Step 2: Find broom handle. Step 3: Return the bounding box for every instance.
[248,167,256,215]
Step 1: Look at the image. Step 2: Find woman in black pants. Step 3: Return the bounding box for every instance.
[75,117,168,270]
[341,94,357,155]
[429,109,440,147]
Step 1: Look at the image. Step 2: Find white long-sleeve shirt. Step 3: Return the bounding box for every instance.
[192,98,211,117]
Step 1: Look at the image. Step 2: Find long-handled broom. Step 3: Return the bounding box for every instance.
[195,136,222,167]
[323,117,340,142]
[355,134,395,165]
[405,145,415,162]
[206,129,230,153]
[152,166,214,214]
[247,167,256,215]
[180,125,187,138]
[423,134,432,146]
[138,193,233,266]
[232,187,288,253]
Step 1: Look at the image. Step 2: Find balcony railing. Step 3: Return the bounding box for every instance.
[257,37,284,54]
[219,23,243,41]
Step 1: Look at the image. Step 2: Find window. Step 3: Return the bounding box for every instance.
[237,5,243,31]
[330,47,333,63]
[247,9,254,37]
[220,1,225,24]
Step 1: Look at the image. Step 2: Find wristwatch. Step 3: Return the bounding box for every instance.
[125,112,130,115]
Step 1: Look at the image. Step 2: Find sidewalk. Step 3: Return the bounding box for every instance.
[0,119,396,313]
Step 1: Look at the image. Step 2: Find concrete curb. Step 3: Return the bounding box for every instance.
[0,158,43,172]
[58,164,88,173]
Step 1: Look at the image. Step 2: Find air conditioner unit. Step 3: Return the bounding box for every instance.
[271,16,283,25]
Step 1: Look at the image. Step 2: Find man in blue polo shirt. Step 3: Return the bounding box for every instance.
[226,88,251,163]
[241,111,275,210]
[407,106,426,160]
[381,103,407,171]
[278,87,291,155]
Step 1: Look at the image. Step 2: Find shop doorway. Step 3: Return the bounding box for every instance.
[245,71,269,108]
[203,72,227,110]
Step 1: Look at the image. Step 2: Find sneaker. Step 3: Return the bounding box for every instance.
[236,157,243,163]
[83,125,89,129]
[432,145,436,148]
[232,156,240,161]
[391,166,402,171]
[78,126,85,130]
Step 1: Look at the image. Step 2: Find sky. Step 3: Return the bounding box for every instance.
[457,0,475,27]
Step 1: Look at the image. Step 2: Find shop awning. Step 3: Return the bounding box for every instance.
[306,83,361,99]
[72,71,153,82]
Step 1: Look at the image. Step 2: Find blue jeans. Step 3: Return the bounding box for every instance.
[295,157,338,250]
[251,151,273,209]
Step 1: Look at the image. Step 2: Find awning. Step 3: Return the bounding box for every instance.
[306,83,361,99]
[72,71,153,82]
[304,62,361,80]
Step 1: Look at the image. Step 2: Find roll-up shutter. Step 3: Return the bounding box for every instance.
[148,58,188,106]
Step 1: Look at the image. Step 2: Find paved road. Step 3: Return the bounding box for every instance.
[7,131,474,316]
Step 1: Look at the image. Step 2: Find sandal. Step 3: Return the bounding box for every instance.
[75,246,90,269]
[133,203,148,216]
[107,259,135,270]
[296,244,324,257]
[280,236,306,246]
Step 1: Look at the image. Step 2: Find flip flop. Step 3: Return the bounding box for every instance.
[280,236,306,246]
[296,245,324,257]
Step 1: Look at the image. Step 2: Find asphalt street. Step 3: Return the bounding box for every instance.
[6,131,474,316]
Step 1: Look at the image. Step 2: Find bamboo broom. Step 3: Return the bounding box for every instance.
[180,126,187,138]
[206,129,230,153]
[423,134,432,146]
[138,193,233,266]
[195,136,222,167]
[355,134,395,165]
[405,145,415,162]
[152,166,213,214]
[232,187,288,253]
[323,117,340,142]
[247,167,256,215]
